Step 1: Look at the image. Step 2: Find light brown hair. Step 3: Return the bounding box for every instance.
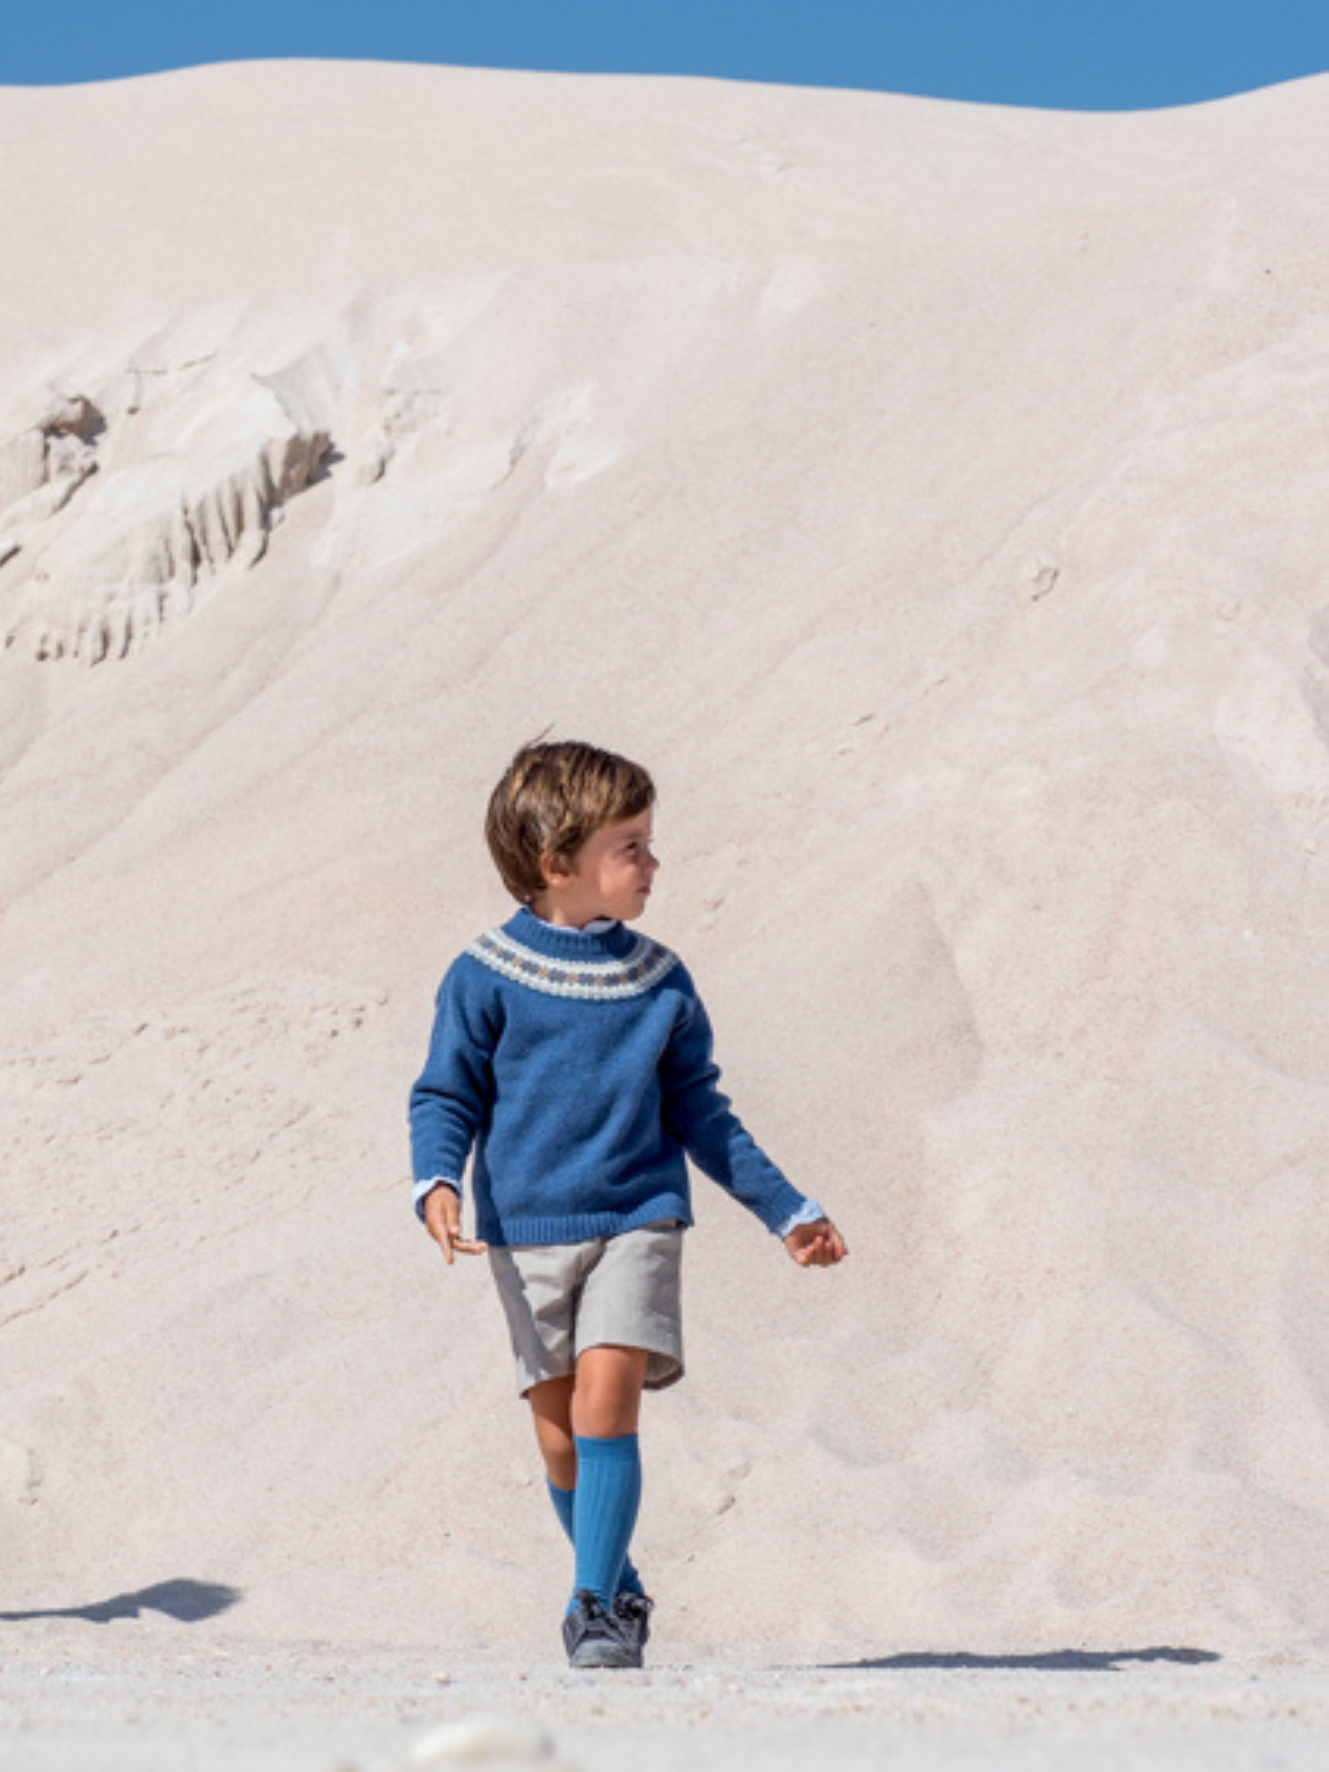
[485,739,655,903]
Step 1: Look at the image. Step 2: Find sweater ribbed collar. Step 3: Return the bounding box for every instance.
[505,905,638,963]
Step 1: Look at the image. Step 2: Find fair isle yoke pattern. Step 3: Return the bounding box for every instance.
[468,925,680,1000]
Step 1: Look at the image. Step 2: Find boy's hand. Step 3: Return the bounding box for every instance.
[784,1217,848,1267]
[423,1183,488,1265]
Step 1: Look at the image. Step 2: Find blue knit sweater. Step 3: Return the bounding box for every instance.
[409,907,810,1248]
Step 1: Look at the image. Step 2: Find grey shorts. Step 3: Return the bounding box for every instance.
[488,1220,685,1397]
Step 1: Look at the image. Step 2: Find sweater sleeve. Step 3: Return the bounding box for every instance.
[408,958,499,1219]
[659,968,809,1234]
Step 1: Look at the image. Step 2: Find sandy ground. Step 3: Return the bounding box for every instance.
[2,1620,1326,1772]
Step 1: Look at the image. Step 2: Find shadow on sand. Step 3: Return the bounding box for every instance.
[823,1646,1221,1672]
[0,1578,241,1626]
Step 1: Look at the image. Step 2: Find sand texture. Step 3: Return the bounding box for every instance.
[1,1631,1326,1772]
[1,58,1327,1760]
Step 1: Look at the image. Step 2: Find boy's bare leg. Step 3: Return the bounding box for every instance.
[529,1375,577,1488]
[571,1344,650,1436]
[527,1348,650,1482]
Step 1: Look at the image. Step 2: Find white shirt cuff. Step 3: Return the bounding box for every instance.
[413,1175,461,1220]
[776,1198,827,1238]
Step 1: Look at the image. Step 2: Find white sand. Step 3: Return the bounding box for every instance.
[2,1626,1326,1772]
[1,56,1327,1766]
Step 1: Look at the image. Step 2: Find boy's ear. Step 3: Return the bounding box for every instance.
[539,851,572,888]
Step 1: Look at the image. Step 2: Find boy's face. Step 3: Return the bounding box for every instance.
[540,810,659,926]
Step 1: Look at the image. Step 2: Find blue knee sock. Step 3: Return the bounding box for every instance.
[547,1476,645,1598]
[569,1433,642,1610]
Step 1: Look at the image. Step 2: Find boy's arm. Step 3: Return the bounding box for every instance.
[408,960,497,1254]
[661,971,846,1262]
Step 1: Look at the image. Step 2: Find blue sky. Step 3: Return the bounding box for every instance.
[4,1,1328,111]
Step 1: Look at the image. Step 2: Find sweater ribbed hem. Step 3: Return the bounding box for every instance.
[478,1191,692,1250]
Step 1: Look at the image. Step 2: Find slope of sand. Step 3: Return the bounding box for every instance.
[2,60,1327,1729]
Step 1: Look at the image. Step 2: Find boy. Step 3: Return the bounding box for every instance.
[409,740,847,1669]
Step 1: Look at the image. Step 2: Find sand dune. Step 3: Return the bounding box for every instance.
[1,62,1327,1675]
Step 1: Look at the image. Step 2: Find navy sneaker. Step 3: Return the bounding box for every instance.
[562,1590,641,1669]
[613,1591,653,1657]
